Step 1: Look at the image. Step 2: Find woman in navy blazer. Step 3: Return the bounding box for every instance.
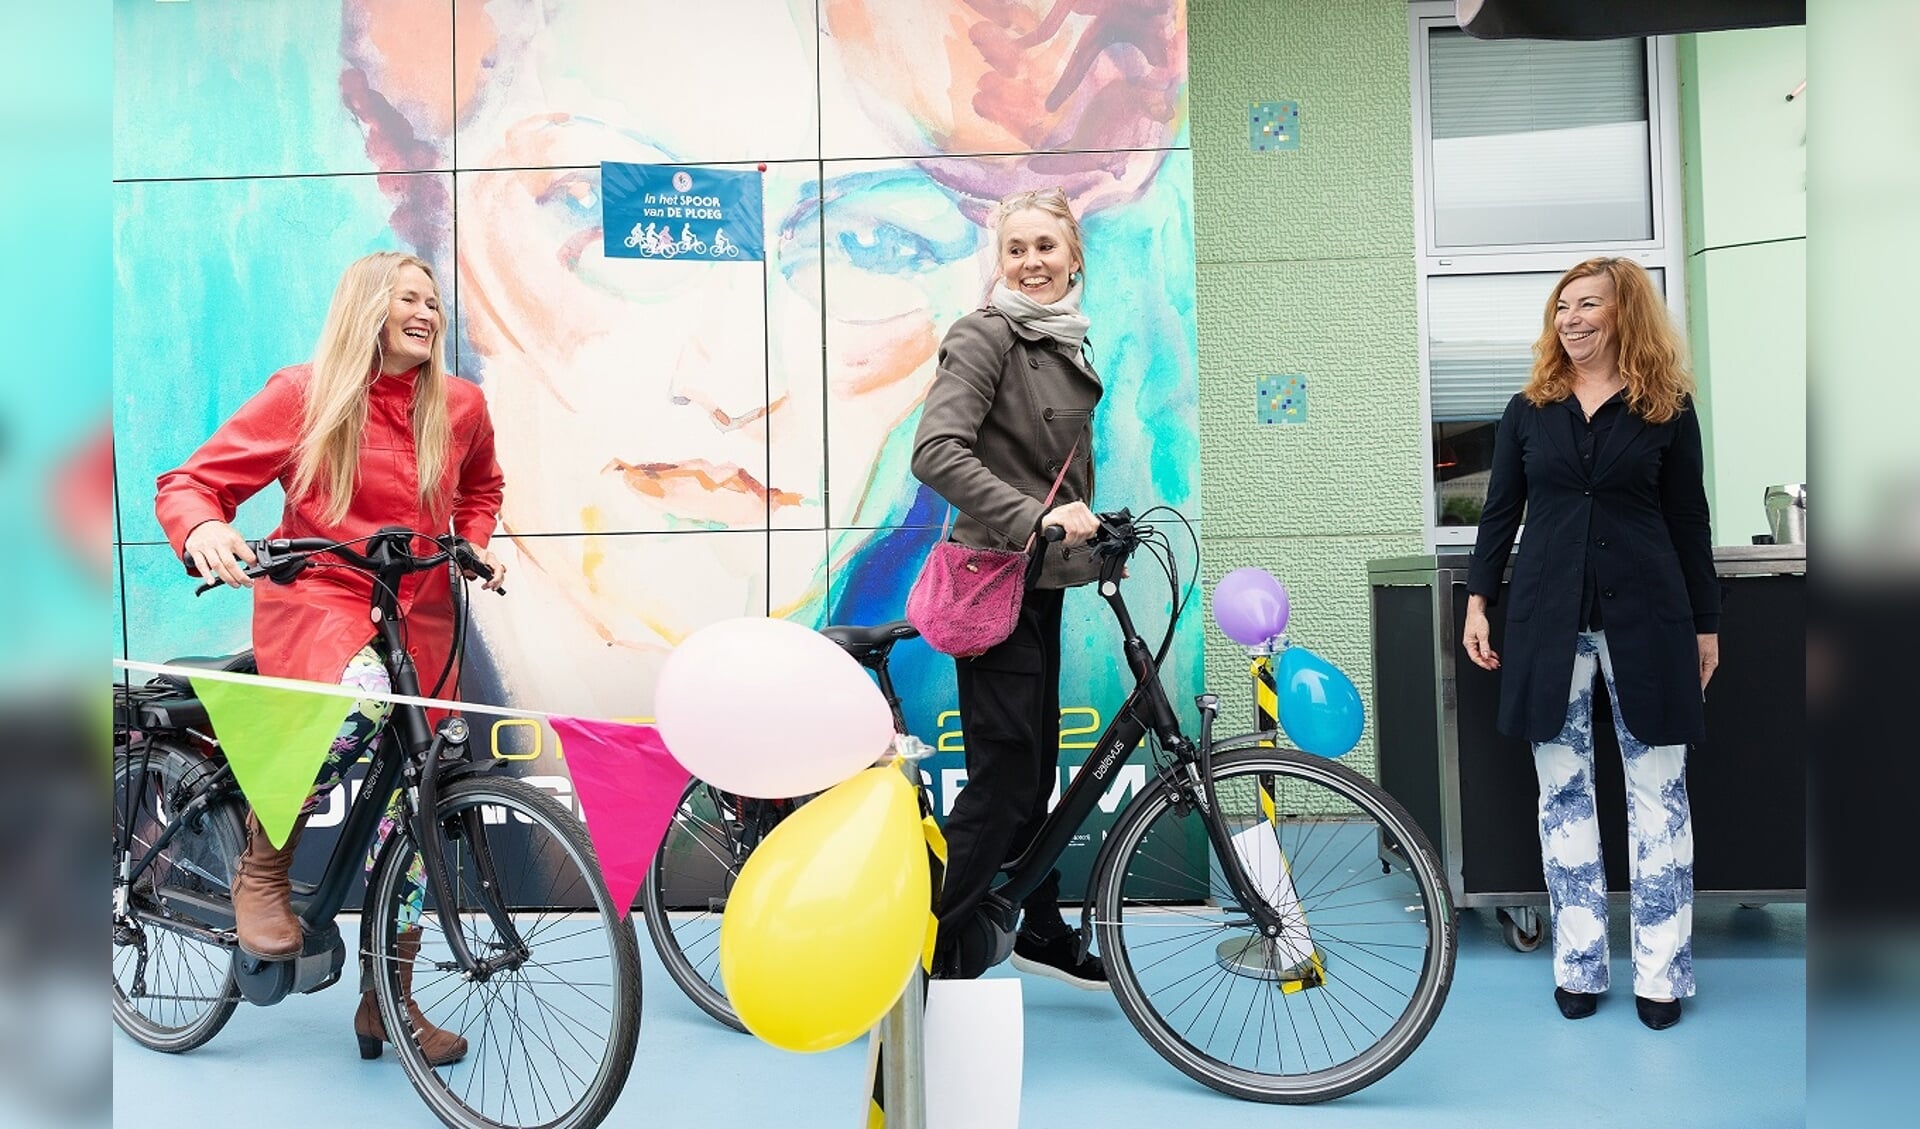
[1462,258,1720,1032]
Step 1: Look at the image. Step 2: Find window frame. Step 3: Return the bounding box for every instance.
[1408,1,1688,547]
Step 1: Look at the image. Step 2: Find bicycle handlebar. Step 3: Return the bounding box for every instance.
[1028,508,1143,568]
[1033,508,1138,552]
[187,529,502,596]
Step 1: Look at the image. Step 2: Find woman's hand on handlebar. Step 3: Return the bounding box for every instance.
[1040,501,1099,547]
[183,520,257,589]
[464,544,507,592]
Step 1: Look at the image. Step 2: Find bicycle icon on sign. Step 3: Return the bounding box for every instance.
[622,223,686,258]
[623,222,744,259]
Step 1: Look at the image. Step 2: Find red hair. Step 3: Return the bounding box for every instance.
[1524,258,1692,424]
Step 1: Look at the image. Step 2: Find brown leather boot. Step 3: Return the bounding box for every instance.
[232,812,304,959]
[355,928,469,1066]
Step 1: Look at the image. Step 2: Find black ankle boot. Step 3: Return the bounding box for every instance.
[1554,987,1599,1019]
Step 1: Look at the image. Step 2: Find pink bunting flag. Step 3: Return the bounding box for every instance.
[549,716,691,921]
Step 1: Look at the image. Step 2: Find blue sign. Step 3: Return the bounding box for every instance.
[602,163,764,262]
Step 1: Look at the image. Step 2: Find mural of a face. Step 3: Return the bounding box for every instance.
[112,0,1195,904]
[113,0,1192,725]
[322,0,1193,719]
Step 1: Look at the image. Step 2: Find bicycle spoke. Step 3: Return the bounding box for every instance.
[518,973,568,1122]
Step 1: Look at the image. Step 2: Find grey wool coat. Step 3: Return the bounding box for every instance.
[911,307,1103,589]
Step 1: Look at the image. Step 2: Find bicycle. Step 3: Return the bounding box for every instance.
[112,527,643,1129]
[644,509,1456,1103]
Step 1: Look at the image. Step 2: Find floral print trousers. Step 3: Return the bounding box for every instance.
[301,645,425,930]
[1532,631,1695,999]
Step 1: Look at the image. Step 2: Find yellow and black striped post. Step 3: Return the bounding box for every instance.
[1242,645,1327,994]
[1251,652,1280,747]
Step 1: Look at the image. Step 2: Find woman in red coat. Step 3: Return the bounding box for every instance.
[155,251,504,1064]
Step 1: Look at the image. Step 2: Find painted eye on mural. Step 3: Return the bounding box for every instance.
[834,173,978,276]
[838,219,958,275]
[537,170,681,297]
[778,170,979,283]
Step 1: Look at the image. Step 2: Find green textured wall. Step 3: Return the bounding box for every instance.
[1190,0,1423,775]
[1678,27,1808,545]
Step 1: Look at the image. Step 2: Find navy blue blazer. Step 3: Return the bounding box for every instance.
[1468,392,1720,745]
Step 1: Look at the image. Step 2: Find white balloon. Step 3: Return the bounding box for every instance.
[653,617,895,798]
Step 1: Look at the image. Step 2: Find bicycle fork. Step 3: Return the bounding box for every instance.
[1183,698,1277,926]
[1192,697,1327,987]
[408,718,531,982]
[369,600,531,984]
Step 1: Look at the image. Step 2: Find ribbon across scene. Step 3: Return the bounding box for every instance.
[114,658,555,720]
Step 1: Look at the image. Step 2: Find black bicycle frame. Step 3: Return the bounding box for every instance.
[990,543,1289,936]
[859,651,911,735]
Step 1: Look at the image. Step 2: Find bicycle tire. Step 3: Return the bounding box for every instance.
[1092,746,1455,1103]
[111,743,243,1053]
[366,775,642,1129]
[640,780,754,1032]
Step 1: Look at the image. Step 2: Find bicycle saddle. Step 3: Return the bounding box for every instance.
[819,620,917,662]
[152,650,257,695]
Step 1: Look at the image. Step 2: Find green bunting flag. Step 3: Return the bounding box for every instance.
[192,676,351,848]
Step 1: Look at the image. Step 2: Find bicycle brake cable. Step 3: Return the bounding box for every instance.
[1130,508,1194,667]
[429,546,468,700]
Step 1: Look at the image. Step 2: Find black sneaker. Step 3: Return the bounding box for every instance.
[1010,932,1109,991]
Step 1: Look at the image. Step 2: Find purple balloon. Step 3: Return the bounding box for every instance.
[1212,568,1291,646]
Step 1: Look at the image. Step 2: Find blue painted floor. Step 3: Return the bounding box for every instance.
[113,901,1804,1127]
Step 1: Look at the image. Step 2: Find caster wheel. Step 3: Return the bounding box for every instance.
[1498,906,1546,952]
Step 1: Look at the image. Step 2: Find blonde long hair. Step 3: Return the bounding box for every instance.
[1524,257,1692,424]
[289,252,451,524]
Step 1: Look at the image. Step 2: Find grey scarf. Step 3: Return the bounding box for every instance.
[988,281,1093,373]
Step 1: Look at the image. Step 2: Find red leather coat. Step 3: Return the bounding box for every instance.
[156,364,505,690]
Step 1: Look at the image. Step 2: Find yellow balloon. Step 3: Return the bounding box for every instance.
[719,766,929,1053]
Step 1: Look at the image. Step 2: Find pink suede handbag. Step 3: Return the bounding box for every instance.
[907,444,1077,659]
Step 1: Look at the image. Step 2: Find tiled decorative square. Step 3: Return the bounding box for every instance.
[1257,374,1308,424]
[1249,101,1301,152]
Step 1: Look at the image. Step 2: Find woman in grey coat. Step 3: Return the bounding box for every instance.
[911,187,1107,988]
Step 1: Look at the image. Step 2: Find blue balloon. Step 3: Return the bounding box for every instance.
[1276,646,1365,757]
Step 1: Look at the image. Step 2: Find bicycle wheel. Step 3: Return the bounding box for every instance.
[1092,746,1455,1103]
[640,781,779,1032]
[366,775,642,1129]
[111,743,243,1052]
